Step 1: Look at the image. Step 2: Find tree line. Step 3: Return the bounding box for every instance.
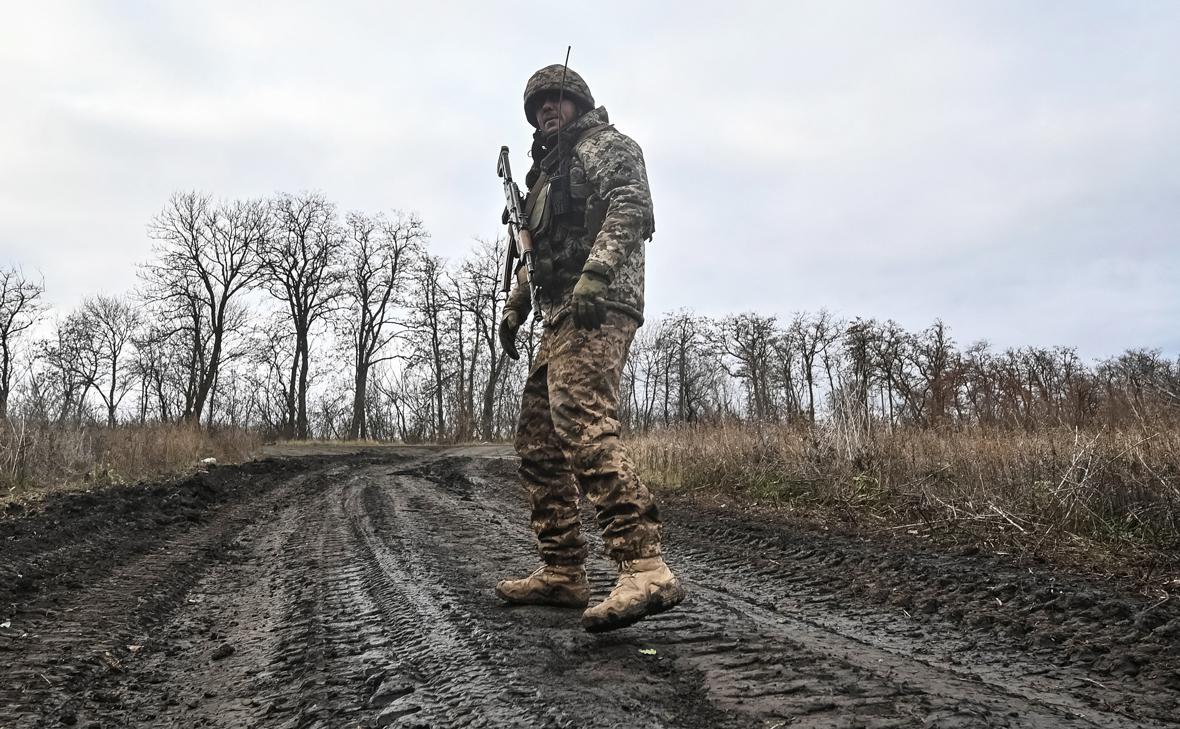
[621,312,1179,431]
[1,190,1177,441]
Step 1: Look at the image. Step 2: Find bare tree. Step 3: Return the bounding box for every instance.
[373,363,436,443]
[77,295,141,426]
[341,211,424,439]
[657,312,718,424]
[252,320,297,434]
[129,320,183,423]
[453,238,507,441]
[142,191,266,425]
[792,313,821,424]
[868,320,907,427]
[909,320,957,425]
[407,254,450,440]
[814,311,844,415]
[1099,348,1180,425]
[261,192,345,439]
[0,268,45,419]
[842,318,876,427]
[38,312,100,425]
[622,325,665,430]
[719,313,777,421]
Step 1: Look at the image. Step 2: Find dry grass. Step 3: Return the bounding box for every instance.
[631,421,1180,578]
[1,421,263,496]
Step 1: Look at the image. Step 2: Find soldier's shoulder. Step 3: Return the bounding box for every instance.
[576,125,645,164]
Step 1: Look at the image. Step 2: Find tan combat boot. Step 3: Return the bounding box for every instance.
[495,564,591,608]
[582,556,685,633]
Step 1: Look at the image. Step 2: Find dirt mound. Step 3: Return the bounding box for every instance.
[0,458,317,610]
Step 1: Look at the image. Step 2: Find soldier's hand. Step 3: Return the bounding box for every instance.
[571,270,609,330]
[499,309,522,361]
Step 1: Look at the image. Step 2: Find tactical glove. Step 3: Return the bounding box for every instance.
[499,309,523,361]
[571,269,610,330]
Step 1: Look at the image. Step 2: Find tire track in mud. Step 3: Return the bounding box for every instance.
[123,462,379,728]
[381,457,1132,728]
[664,516,1179,727]
[439,455,1177,728]
[343,477,575,727]
[646,562,1126,728]
[349,463,735,728]
[2,449,1177,728]
[0,465,332,728]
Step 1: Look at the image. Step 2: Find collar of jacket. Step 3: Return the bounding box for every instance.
[531,106,611,173]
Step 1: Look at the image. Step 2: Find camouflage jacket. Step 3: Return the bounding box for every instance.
[507,107,654,327]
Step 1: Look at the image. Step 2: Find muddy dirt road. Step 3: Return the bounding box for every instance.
[2,448,1178,728]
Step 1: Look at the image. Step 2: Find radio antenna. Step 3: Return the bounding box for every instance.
[556,45,571,149]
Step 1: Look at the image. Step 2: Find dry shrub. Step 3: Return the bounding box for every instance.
[631,421,1180,574]
[1,421,263,496]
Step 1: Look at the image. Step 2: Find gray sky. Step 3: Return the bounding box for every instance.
[1,1,1176,359]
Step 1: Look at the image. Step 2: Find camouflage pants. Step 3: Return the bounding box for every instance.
[514,310,662,565]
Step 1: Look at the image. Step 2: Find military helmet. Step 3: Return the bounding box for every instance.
[523,65,595,128]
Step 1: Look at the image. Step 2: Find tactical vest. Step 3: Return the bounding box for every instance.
[523,123,613,300]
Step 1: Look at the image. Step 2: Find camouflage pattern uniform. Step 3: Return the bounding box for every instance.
[506,66,663,566]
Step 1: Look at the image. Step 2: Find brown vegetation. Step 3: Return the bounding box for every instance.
[1,423,261,496]
[633,421,1180,578]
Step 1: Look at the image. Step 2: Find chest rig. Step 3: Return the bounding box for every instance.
[523,123,613,300]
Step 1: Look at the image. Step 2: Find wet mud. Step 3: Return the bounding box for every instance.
[1,449,1176,728]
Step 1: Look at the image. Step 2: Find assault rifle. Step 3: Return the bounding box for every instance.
[497,145,542,321]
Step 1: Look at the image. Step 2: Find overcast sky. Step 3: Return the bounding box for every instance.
[1,1,1176,359]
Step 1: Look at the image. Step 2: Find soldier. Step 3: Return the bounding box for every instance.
[495,64,685,633]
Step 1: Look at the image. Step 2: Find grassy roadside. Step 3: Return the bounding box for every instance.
[1,423,263,497]
[631,422,1180,582]
[5,419,1176,582]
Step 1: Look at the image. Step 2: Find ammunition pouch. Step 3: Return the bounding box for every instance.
[524,123,615,300]
[524,172,553,240]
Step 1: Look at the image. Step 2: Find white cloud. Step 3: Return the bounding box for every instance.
[0,1,1176,360]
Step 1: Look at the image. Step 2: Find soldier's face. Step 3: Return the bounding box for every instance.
[535,93,579,133]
